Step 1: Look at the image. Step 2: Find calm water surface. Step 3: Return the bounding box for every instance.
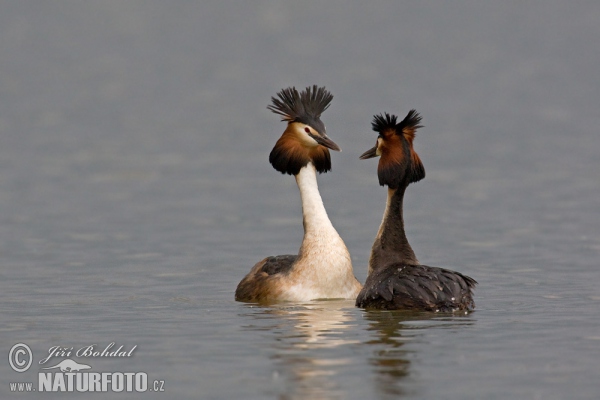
[1,2,599,399]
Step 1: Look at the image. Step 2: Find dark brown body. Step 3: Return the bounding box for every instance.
[356,263,477,311]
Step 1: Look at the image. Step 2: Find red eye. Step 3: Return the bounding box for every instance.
[305,127,310,133]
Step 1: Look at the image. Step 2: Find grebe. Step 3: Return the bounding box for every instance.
[355,110,476,311]
[235,86,362,303]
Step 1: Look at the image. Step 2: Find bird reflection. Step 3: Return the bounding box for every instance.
[364,310,431,397]
[363,310,475,397]
[240,300,358,399]
[239,302,474,399]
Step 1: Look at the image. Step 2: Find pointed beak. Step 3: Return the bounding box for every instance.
[313,134,341,152]
[359,145,378,159]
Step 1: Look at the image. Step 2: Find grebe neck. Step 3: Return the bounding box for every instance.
[295,163,337,239]
[368,186,418,274]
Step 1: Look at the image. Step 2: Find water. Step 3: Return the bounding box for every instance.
[1,2,599,399]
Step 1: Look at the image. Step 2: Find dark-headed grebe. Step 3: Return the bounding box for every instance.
[356,110,476,312]
[235,86,362,303]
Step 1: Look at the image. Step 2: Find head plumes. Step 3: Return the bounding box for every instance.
[267,85,333,135]
[396,109,423,142]
[371,110,423,137]
[371,112,399,133]
[361,109,425,189]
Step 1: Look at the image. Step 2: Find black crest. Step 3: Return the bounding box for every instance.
[371,113,398,133]
[267,85,333,135]
[372,110,422,134]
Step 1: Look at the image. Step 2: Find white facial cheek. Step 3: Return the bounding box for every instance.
[376,138,382,156]
[300,128,319,147]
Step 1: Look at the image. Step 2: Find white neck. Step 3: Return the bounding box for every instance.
[282,163,360,300]
[295,163,336,237]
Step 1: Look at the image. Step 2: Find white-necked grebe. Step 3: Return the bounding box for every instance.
[235,86,362,303]
[356,110,476,311]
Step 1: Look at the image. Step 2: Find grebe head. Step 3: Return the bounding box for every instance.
[360,110,425,189]
[268,86,340,175]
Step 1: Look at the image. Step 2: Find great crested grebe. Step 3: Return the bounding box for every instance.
[356,110,476,311]
[235,86,362,303]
